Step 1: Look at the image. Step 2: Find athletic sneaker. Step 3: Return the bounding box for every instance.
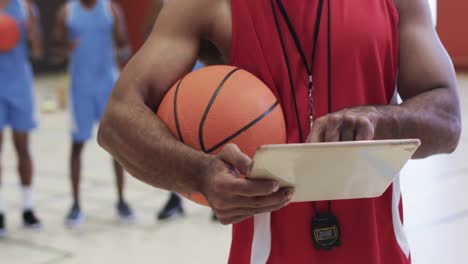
[22,210,42,229]
[157,193,184,220]
[0,213,5,238]
[66,204,84,228]
[116,200,136,221]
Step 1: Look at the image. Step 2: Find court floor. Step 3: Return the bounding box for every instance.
[0,73,467,264]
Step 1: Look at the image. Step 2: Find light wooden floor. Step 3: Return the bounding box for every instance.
[0,73,467,264]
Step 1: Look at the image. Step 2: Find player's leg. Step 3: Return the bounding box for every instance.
[114,159,124,203]
[65,93,93,227]
[12,132,41,229]
[9,91,41,229]
[113,159,135,221]
[96,82,135,221]
[0,128,5,237]
[0,97,6,236]
[157,192,184,220]
[66,141,85,228]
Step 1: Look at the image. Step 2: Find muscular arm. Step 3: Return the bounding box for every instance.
[99,1,291,224]
[378,0,461,157]
[309,0,461,159]
[98,0,215,193]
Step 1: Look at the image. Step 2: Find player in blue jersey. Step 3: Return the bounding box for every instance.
[53,0,134,227]
[0,0,43,237]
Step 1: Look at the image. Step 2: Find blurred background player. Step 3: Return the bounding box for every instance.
[0,0,43,237]
[53,0,134,227]
[142,0,223,221]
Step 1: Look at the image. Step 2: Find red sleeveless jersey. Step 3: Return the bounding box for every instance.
[228,1,409,264]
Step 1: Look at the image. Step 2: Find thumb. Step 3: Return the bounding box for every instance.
[216,143,252,175]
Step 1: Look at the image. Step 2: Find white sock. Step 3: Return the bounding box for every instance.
[21,186,33,211]
[0,190,4,214]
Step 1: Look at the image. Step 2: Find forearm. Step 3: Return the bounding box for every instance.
[29,38,43,59]
[375,88,461,158]
[98,95,214,193]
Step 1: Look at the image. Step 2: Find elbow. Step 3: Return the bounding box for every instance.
[444,115,462,154]
[413,109,461,159]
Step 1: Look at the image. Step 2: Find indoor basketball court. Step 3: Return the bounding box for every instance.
[1,0,467,264]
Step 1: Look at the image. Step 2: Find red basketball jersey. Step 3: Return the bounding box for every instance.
[228,0,409,263]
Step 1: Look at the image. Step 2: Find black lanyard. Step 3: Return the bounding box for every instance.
[275,0,325,88]
[272,0,332,136]
[271,0,341,250]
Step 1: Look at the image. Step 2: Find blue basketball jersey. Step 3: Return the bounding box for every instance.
[0,0,36,132]
[0,0,33,98]
[66,0,118,142]
[67,0,118,94]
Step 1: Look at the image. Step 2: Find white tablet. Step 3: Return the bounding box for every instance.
[248,139,420,202]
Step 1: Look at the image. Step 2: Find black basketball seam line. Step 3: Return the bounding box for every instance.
[199,68,241,152]
[173,79,185,143]
[206,101,280,154]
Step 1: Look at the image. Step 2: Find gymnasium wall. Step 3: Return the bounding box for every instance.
[437,0,468,69]
[31,0,468,72]
[116,0,151,53]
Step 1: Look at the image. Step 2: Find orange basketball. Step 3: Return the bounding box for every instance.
[157,65,286,206]
[0,14,20,52]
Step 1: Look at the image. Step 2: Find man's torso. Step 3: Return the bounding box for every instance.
[197,0,408,263]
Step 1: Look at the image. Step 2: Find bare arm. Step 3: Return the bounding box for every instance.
[110,2,128,48]
[99,0,210,193]
[98,0,291,224]
[110,2,131,65]
[52,4,74,59]
[390,0,461,157]
[308,0,461,159]
[25,1,42,59]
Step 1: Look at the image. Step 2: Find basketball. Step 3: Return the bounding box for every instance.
[157,65,287,206]
[0,13,20,53]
